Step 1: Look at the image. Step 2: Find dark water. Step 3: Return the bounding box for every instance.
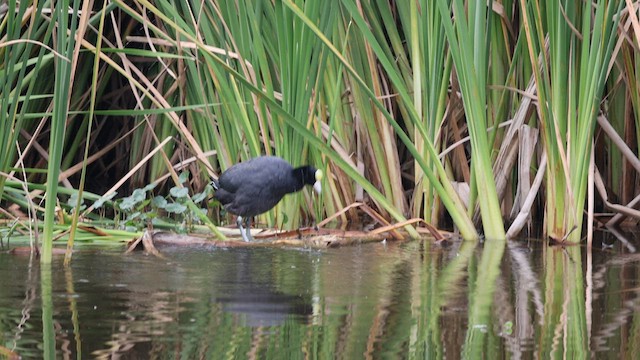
[1,233,640,359]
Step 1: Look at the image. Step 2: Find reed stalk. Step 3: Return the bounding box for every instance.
[437,0,506,239]
[519,0,622,242]
[42,0,79,263]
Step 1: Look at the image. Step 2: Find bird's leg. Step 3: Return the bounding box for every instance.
[237,216,249,242]
[236,216,254,242]
[243,216,254,242]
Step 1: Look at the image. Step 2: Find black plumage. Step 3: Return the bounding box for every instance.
[212,156,322,241]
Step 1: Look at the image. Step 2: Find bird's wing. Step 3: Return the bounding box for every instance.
[217,161,254,193]
[218,157,286,193]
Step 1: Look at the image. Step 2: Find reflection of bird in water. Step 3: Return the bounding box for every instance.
[212,249,314,327]
[217,292,312,327]
[212,156,322,242]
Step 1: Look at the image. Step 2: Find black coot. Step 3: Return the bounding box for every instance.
[211,156,322,242]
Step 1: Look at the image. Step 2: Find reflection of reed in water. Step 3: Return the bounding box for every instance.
[499,241,545,355]
[590,252,640,353]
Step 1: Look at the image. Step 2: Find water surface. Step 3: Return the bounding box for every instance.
[1,233,639,359]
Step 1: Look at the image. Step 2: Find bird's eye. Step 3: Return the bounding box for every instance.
[315,169,323,181]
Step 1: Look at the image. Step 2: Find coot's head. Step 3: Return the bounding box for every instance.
[297,165,323,194]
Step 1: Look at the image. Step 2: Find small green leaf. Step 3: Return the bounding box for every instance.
[119,197,136,211]
[170,187,189,198]
[143,183,158,192]
[165,203,187,214]
[131,188,146,202]
[192,191,207,203]
[120,189,147,211]
[93,191,117,209]
[178,171,190,184]
[152,196,168,208]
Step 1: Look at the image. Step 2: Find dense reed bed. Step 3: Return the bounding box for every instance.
[0,0,638,262]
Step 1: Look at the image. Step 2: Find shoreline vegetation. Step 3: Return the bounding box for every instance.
[1,1,639,262]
